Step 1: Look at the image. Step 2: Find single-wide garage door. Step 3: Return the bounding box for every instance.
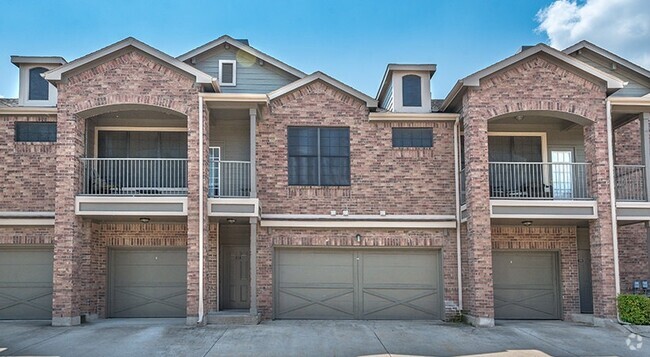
[0,247,53,320]
[493,251,561,319]
[109,249,187,318]
[275,249,441,320]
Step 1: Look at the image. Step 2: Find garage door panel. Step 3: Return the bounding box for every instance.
[0,248,53,320]
[362,287,439,319]
[109,249,187,318]
[277,287,354,319]
[493,251,560,320]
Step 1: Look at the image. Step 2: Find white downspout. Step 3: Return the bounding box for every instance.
[605,99,622,323]
[198,97,205,324]
[453,116,463,311]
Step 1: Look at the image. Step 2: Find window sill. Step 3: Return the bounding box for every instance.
[287,186,351,198]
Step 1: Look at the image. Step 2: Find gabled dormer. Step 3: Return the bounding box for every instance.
[11,56,66,107]
[376,64,436,113]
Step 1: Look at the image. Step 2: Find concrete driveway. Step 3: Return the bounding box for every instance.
[0,319,646,357]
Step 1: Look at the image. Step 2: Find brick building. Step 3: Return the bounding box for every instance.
[1,36,649,327]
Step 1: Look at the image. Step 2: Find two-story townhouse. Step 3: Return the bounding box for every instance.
[0,35,648,328]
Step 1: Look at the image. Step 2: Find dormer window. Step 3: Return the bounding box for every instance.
[28,67,49,100]
[219,60,236,86]
[402,75,421,107]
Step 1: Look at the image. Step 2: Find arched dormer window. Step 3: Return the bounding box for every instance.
[402,74,422,107]
[29,67,49,100]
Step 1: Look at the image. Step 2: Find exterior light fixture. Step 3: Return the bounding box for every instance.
[227,218,236,224]
[521,220,533,226]
[515,115,524,121]
[355,234,362,243]
[139,217,150,224]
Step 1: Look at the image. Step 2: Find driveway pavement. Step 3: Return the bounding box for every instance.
[0,319,646,357]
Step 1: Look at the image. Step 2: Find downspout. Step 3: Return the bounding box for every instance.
[453,116,463,312]
[605,99,623,323]
[198,97,205,324]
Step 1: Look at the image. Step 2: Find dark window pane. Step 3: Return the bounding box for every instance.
[29,67,49,100]
[488,136,542,162]
[287,127,350,186]
[392,128,433,148]
[288,127,319,185]
[160,132,188,158]
[129,132,159,158]
[98,131,128,158]
[402,75,421,107]
[221,63,234,84]
[14,122,56,142]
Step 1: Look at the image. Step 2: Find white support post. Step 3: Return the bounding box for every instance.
[249,108,257,198]
[249,217,258,316]
[640,113,650,202]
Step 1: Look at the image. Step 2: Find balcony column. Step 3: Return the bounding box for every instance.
[640,113,650,201]
[249,108,257,198]
[584,110,618,324]
[249,217,258,316]
[461,106,495,327]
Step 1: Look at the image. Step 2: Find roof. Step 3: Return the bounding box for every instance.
[563,40,650,80]
[0,98,18,107]
[177,35,306,79]
[11,56,67,67]
[376,64,437,100]
[268,71,378,108]
[43,37,216,89]
[440,43,626,111]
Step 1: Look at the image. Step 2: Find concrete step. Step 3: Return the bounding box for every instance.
[207,311,260,325]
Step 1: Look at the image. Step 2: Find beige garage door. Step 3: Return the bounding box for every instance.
[275,249,441,320]
[0,247,53,320]
[493,251,561,319]
[109,249,187,318]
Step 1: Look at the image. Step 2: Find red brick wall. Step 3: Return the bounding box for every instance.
[614,118,642,165]
[0,115,57,211]
[0,226,53,244]
[258,80,455,216]
[256,227,458,320]
[618,223,650,292]
[491,226,580,320]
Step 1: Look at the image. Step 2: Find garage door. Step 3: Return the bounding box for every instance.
[275,249,441,320]
[493,251,561,319]
[109,249,186,318]
[0,247,53,320]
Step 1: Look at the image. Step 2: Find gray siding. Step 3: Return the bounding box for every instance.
[210,117,250,161]
[571,50,650,97]
[193,46,299,94]
[380,82,394,111]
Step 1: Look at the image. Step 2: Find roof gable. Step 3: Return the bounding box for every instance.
[43,37,215,89]
[563,41,650,81]
[178,35,306,79]
[268,71,378,108]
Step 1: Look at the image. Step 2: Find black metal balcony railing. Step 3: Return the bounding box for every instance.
[615,165,647,201]
[80,158,188,195]
[489,162,591,200]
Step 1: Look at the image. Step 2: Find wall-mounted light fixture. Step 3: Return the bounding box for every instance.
[521,220,533,226]
[139,217,150,224]
[227,218,236,224]
[355,234,362,243]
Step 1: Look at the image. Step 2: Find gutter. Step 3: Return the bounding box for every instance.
[197,97,205,324]
[453,116,463,312]
[606,99,623,324]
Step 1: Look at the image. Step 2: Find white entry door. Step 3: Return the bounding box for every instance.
[551,150,573,199]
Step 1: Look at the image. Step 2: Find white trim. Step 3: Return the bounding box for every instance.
[489,199,598,219]
[606,99,622,300]
[368,112,459,121]
[376,64,436,101]
[208,198,260,217]
[0,107,57,115]
[260,214,455,221]
[0,218,54,226]
[198,96,205,324]
[18,64,58,107]
[200,93,267,103]
[260,220,456,229]
[43,37,214,86]
[177,35,306,79]
[93,126,187,158]
[0,211,54,218]
[218,60,237,87]
[453,116,463,311]
[615,201,650,208]
[268,71,378,108]
[487,131,549,163]
[75,196,188,216]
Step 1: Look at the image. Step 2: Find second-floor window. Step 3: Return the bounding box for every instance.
[402,75,421,107]
[288,127,350,186]
[219,60,236,86]
[15,122,57,142]
[29,67,49,101]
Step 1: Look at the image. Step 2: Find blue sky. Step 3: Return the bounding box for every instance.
[1,0,648,100]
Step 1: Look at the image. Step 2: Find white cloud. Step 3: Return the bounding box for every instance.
[536,0,650,69]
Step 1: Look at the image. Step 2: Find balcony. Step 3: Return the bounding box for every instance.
[614,165,650,222]
[209,159,252,198]
[489,162,591,200]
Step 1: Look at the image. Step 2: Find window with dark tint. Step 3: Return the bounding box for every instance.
[488,136,542,162]
[28,67,49,100]
[15,122,56,142]
[392,128,433,147]
[288,127,350,186]
[402,75,422,107]
[221,62,234,84]
[98,131,187,158]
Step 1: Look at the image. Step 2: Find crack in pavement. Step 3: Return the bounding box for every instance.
[201,327,229,357]
[369,323,392,357]
[7,328,71,356]
[512,326,578,356]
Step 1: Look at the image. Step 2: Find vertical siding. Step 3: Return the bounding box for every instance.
[210,117,250,161]
[380,82,394,111]
[193,46,299,94]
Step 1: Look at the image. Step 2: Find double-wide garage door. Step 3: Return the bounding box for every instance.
[0,247,53,320]
[109,249,187,318]
[275,249,442,320]
[493,251,561,320]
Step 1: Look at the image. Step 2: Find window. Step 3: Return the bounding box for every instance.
[488,136,542,162]
[15,122,57,142]
[98,131,187,158]
[402,75,421,107]
[28,67,49,100]
[219,60,236,86]
[288,127,350,186]
[392,128,433,147]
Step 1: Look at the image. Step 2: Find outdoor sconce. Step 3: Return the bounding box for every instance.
[139,217,150,224]
[521,220,533,227]
[355,234,362,243]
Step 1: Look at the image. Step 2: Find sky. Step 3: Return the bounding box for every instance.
[0,0,649,100]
